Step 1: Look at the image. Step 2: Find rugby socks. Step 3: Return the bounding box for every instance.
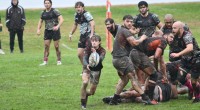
[185,80,193,94]
[193,84,200,99]
[81,99,87,107]
[43,57,48,63]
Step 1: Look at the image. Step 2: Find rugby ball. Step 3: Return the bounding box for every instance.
[89,52,100,67]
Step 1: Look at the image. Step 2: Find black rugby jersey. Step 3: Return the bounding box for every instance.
[41,8,61,30]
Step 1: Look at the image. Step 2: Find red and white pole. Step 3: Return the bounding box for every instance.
[106,0,112,51]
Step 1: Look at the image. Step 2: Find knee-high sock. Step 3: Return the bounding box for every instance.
[185,80,193,93]
[193,83,200,98]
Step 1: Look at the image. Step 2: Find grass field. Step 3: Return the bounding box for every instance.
[1,2,200,110]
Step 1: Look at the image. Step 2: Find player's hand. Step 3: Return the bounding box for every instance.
[37,29,41,36]
[53,26,59,31]
[170,53,180,58]
[69,33,72,41]
[91,48,96,53]
[89,35,93,39]
[140,34,147,41]
[87,65,91,71]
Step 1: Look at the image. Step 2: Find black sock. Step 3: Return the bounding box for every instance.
[81,99,86,106]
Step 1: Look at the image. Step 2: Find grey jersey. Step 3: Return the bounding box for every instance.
[112,26,133,58]
[74,11,93,35]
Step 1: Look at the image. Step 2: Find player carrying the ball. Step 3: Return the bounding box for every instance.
[80,35,106,109]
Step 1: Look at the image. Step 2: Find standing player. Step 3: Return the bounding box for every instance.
[133,1,163,85]
[109,15,154,105]
[105,18,121,38]
[133,1,163,37]
[81,35,106,109]
[37,0,64,66]
[170,21,200,103]
[69,1,95,66]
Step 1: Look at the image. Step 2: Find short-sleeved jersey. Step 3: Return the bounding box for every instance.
[133,13,160,37]
[173,31,199,60]
[168,42,182,62]
[112,26,133,58]
[135,37,167,57]
[109,24,121,38]
[161,25,172,35]
[74,10,93,35]
[83,45,106,71]
[41,8,61,30]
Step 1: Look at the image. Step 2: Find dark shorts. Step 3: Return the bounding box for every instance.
[44,29,61,41]
[190,61,200,79]
[129,49,154,70]
[112,56,135,76]
[78,33,90,48]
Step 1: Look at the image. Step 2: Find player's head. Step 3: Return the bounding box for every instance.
[105,18,115,31]
[165,33,174,44]
[91,35,101,49]
[138,1,148,7]
[44,0,52,9]
[75,1,84,13]
[138,1,149,15]
[11,0,18,6]
[164,14,174,28]
[152,30,163,37]
[44,0,52,4]
[172,21,184,37]
[123,15,133,29]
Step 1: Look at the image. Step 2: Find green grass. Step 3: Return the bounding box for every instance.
[1,2,200,110]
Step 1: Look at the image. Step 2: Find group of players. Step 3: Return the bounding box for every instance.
[101,0,200,107]
[5,0,199,109]
[74,0,200,109]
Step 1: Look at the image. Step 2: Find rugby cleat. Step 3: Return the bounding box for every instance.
[0,49,5,54]
[39,61,47,66]
[102,96,113,104]
[192,98,200,103]
[57,61,62,65]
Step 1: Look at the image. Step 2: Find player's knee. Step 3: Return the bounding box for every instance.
[55,46,59,50]
[82,81,89,86]
[90,91,96,95]
[78,53,82,59]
